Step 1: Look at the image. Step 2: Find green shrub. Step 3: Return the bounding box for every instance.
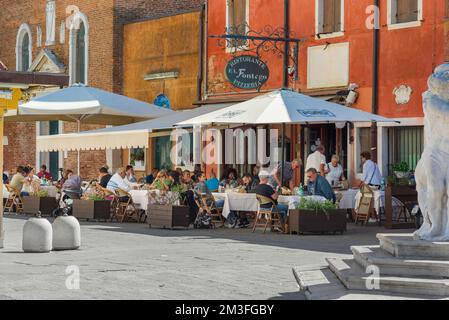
[296,198,338,211]
[392,161,409,172]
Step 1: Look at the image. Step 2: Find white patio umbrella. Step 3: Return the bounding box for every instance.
[8,83,174,175]
[177,89,397,185]
[178,89,396,125]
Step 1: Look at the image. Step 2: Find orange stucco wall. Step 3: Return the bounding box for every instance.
[206,0,446,118]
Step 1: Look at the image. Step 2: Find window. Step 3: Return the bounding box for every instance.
[226,0,249,48]
[69,12,89,84]
[316,0,344,37]
[387,126,424,173]
[388,0,422,29]
[36,25,42,47]
[75,22,86,84]
[356,127,371,174]
[45,0,56,45]
[16,23,32,72]
[129,148,146,171]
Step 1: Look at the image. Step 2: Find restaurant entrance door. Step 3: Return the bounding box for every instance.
[302,124,348,178]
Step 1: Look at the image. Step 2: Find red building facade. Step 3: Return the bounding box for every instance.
[201,0,447,183]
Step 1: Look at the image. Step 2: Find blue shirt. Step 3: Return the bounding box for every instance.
[205,178,219,192]
[307,175,336,202]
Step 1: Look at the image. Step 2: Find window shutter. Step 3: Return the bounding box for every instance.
[396,0,418,24]
[322,0,336,34]
[446,0,449,18]
[334,0,342,32]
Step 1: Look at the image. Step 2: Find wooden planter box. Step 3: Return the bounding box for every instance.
[22,196,58,216]
[148,205,190,229]
[289,209,347,235]
[72,199,111,221]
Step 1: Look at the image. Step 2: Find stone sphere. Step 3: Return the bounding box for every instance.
[22,217,53,253]
[52,215,81,251]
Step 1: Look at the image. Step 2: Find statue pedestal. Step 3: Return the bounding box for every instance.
[294,234,449,299]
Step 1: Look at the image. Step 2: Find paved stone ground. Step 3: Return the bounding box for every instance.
[0,215,410,300]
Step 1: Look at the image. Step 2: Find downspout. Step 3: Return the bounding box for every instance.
[202,0,209,101]
[197,3,205,102]
[281,0,290,187]
[371,0,380,163]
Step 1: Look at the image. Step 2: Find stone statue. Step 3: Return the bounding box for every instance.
[414,63,449,241]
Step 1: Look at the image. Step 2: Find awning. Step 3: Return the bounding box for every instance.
[36,104,231,152]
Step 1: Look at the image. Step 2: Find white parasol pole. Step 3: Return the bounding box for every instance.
[77,119,80,176]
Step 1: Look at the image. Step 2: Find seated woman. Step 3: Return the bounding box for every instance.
[150,170,172,191]
[22,167,41,195]
[62,172,82,200]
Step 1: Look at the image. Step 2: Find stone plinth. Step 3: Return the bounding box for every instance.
[294,233,449,299]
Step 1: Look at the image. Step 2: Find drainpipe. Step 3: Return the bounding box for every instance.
[371,0,380,163]
[280,0,289,187]
[202,0,209,101]
[197,3,205,102]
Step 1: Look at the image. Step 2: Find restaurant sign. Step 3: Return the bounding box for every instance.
[225,55,269,90]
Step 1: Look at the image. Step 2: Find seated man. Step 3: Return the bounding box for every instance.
[146,168,159,185]
[125,165,137,184]
[242,174,258,193]
[9,166,29,197]
[37,164,53,181]
[253,170,288,230]
[107,167,131,193]
[306,168,336,202]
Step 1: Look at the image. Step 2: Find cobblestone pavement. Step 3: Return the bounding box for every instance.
[0,215,409,300]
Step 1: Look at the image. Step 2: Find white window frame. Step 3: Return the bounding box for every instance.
[45,0,56,46]
[225,0,250,52]
[16,23,33,71]
[129,148,146,171]
[68,11,89,85]
[387,0,423,30]
[36,25,42,47]
[315,0,345,40]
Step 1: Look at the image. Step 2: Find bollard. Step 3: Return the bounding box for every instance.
[22,212,52,253]
[52,214,81,251]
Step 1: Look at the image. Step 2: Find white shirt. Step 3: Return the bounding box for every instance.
[305,151,326,174]
[362,160,382,186]
[326,162,343,185]
[107,173,131,192]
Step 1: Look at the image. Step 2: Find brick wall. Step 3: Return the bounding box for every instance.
[0,0,202,179]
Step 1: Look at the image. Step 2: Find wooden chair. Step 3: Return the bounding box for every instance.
[253,195,283,233]
[335,192,344,207]
[199,194,225,228]
[97,186,120,221]
[4,185,23,214]
[355,184,375,225]
[114,188,141,223]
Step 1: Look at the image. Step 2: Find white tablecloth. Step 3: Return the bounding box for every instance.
[2,185,59,198]
[129,190,148,210]
[278,195,327,210]
[130,190,181,211]
[336,189,360,209]
[40,186,59,198]
[212,192,258,219]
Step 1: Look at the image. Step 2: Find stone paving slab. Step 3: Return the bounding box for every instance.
[0,215,410,300]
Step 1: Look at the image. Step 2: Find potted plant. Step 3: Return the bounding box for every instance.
[22,189,58,216]
[392,161,410,179]
[288,198,347,235]
[148,187,190,229]
[72,194,111,221]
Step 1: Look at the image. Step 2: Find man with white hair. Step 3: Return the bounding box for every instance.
[254,170,289,232]
[107,167,131,193]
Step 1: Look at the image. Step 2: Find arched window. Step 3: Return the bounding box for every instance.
[16,23,32,72]
[75,22,86,84]
[21,33,30,71]
[69,12,89,84]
